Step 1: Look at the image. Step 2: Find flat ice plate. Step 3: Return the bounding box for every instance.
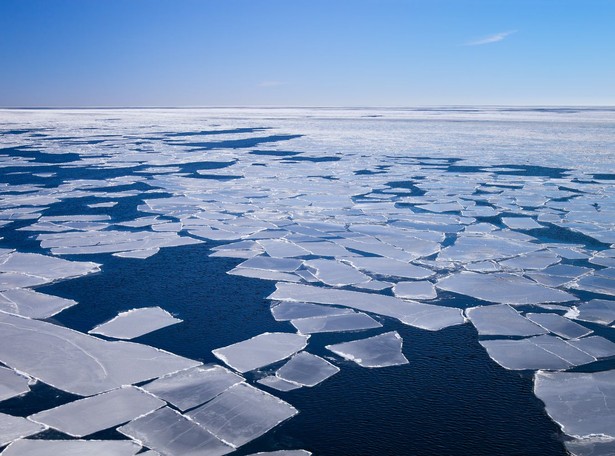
[187,382,298,448]
[0,439,142,456]
[534,370,615,439]
[212,332,309,373]
[89,307,182,340]
[0,412,45,447]
[0,366,30,402]
[142,365,243,411]
[291,312,382,334]
[276,352,339,387]
[0,312,199,396]
[326,331,409,368]
[29,386,165,437]
[466,305,548,337]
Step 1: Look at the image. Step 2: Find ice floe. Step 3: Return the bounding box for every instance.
[0,366,30,402]
[0,439,142,456]
[466,305,548,337]
[186,382,298,448]
[567,299,615,325]
[0,412,45,447]
[291,312,382,334]
[326,331,409,368]
[525,312,592,339]
[212,332,309,373]
[142,365,243,412]
[29,386,165,437]
[275,352,339,387]
[89,307,182,340]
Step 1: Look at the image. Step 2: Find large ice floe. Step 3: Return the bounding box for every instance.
[1,107,615,454]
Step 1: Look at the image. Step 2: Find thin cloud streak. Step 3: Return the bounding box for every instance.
[464,30,517,46]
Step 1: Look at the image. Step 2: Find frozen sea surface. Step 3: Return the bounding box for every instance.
[1,107,614,455]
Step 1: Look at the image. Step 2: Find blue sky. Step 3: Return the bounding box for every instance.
[1,0,613,106]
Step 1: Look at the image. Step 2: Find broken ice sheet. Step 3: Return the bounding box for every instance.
[393,281,437,300]
[29,386,165,437]
[112,248,160,259]
[437,235,541,263]
[276,352,339,387]
[466,305,548,337]
[0,412,45,447]
[0,252,100,281]
[499,250,561,270]
[0,439,142,456]
[345,256,434,280]
[0,289,77,319]
[567,336,615,359]
[526,313,592,339]
[534,370,615,439]
[0,312,199,396]
[326,331,409,368]
[212,332,308,373]
[304,259,371,287]
[567,299,615,325]
[237,256,303,272]
[572,275,615,297]
[142,365,243,412]
[0,366,30,402]
[291,312,382,334]
[187,382,298,448]
[479,335,595,371]
[501,217,543,230]
[118,406,233,456]
[269,282,464,331]
[270,301,354,321]
[89,307,182,340]
[565,438,615,456]
[228,266,301,282]
[437,271,577,305]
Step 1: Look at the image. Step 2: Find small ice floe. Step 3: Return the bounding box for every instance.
[228,266,302,283]
[275,352,339,387]
[567,299,615,325]
[572,275,615,296]
[499,250,561,270]
[565,437,615,456]
[525,313,592,339]
[526,264,592,287]
[480,335,596,370]
[0,413,46,447]
[0,366,30,402]
[567,336,615,359]
[29,386,165,437]
[291,312,382,334]
[466,305,548,337]
[256,239,310,258]
[501,217,543,230]
[237,256,303,273]
[257,375,302,392]
[212,332,309,373]
[118,406,233,456]
[304,259,371,287]
[113,248,160,259]
[87,201,118,208]
[437,234,541,263]
[142,365,243,412]
[393,281,437,300]
[0,252,100,282]
[270,302,354,321]
[89,307,182,340]
[534,370,615,439]
[0,289,77,319]
[326,331,408,368]
[437,271,577,305]
[345,256,434,280]
[186,382,298,448]
[0,439,142,456]
[269,282,464,331]
[0,312,199,396]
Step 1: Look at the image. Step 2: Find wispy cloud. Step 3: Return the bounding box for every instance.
[258,80,285,88]
[464,30,517,46]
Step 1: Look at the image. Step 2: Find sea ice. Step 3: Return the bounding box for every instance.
[187,382,298,448]
[212,332,309,373]
[257,375,302,392]
[565,438,615,456]
[0,439,142,456]
[270,301,354,321]
[0,289,77,319]
[0,252,100,281]
[567,336,615,359]
[0,312,199,396]
[501,217,543,230]
[0,412,45,447]
[305,259,371,287]
[345,257,434,280]
[142,365,243,411]
[291,312,382,334]
[392,281,437,300]
[526,313,592,339]
[325,331,409,368]
[466,305,548,337]
[572,275,615,296]
[480,335,596,371]
[276,352,339,387]
[237,257,303,273]
[534,370,615,439]
[568,299,615,325]
[29,386,165,437]
[437,271,577,304]
[269,282,464,331]
[437,235,541,263]
[0,366,30,402]
[118,406,233,456]
[499,250,561,270]
[89,307,182,340]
